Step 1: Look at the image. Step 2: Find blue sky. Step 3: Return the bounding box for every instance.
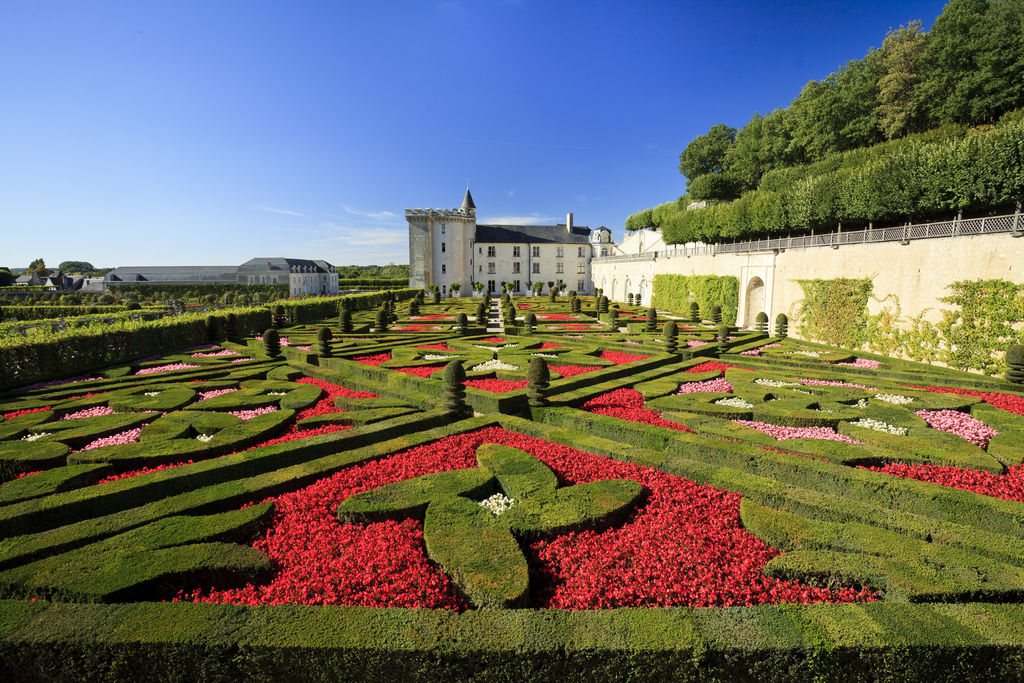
[0,0,946,268]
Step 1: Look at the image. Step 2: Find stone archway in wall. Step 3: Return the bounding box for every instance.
[623,278,631,302]
[744,276,766,329]
[611,279,617,300]
[639,278,648,307]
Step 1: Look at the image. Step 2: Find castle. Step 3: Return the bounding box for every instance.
[406,189,613,295]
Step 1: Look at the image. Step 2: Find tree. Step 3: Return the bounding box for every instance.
[57,261,95,273]
[678,124,736,180]
[28,258,48,277]
[0,269,13,286]
[877,22,928,139]
[450,282,461,295]
[533,282,545,296]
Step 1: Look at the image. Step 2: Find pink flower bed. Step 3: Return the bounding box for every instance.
[907,385,1024,417]
[198,388,238,401]
[190,349,241,358]
[186,426,874,609]
[411,315,454,320]
[229,406,279,421]
[732,420,863,444]
[598,350,650,365]
[686,361,753,373]
[61,406,117,420]
[294,345,312,351]
[464,378,528,393]
[20,375,101,390]
[740,343,781,357]
[835,358,882,369]
[415,343,454,351]
[676,378,734,394]
[392,325,442,332]
[478,337,508,343]
[914,409,998,448]
[686,340,710,348]
[135,363,200,376]
[540,314,577,321]
[550,365,601,378]
[231,358,254,363]
[77,427,144,452]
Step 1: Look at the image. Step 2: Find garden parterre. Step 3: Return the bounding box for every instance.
[2,292,1024,680]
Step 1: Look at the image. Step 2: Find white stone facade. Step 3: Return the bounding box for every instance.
[407,191,614,296]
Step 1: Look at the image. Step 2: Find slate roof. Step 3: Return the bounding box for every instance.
[105,266,238,283]
[474,224,592,244]
[461,188,476,210]
[238,258,335,273]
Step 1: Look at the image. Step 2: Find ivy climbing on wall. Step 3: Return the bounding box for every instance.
[938,279,1024,375]
[652,274,738,324]
[795,278,873,348]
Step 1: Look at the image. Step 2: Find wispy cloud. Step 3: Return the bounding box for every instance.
[258,206,305,216]
[506,188,517,198]
[479,214,556,225]
[573,194,588,203]
[342,205,399,221]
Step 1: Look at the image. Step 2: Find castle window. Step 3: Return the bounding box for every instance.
[441,224,446,234]
[577,263,586,274]
[556,262,564,274]
[514,280,521,292]
[487,246,496,257]
[577,279,585,292]
[478,247,482,254]
[513,246,521,257]
[600,248,608,257]
[479,265,482,273]
[487,280,496,293]
[488,263,496,274]
[578,246,585,257]
[556,246,564,258]
[441,264,446,274]
[532,263,540,274]
[532,246,540,258]
[513,262,521,274]
[441,242,446,253]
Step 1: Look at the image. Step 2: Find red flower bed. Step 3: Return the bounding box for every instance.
[353,353,392,366]
[478,337,508,343]
[550,365,601,378]
[294,377,377,422]
[598,350,650,365]
[547,324,598,331]
[393,365,444,378]
[464,378,528,393]
[3,406,51,419]
[540,314,577,321]
[392,325,442,332]
[907,385,1024,417]
[685,361,754,373]
[860,462,1024,503]
[98,460,195,485]
[414,343,454,351]
[581,389,693,432]
[410,314,454,320]
[538,342,566,350]
[188,427,874,609]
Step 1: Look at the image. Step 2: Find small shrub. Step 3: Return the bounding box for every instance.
[1007,344,1024,384]
[664,321,679,354]
[263,328,281,358]
[455,313,468,334]
[316,327,332,357]
[375,308,389,333]
[754,311,768,333]
[776,313,789,338]
[711,305,722,324]
[645,307,657,333]
[527,357,550,406]
[442,361,468,416]
[338,310,352,334]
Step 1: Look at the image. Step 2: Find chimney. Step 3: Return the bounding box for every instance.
[566,212,574,234]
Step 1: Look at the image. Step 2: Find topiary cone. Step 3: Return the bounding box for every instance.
[455,312,468,335]
[645,307,657,333]
[689,301,700,323]
[775,313,788,339]
[339,310,352,334]
[263,328,281,358]
[717,324,730,353]
[664,321,679,354]
[527,357,550,406]
[754,311,768,333]
[442,360,469,416]
[711,305,722,324]
[224,313,239,342]
[316,327,332,357]
[608,308,618,328]
[1006,344,1024,384]
[523,312,536,335]
[375,308,389,333]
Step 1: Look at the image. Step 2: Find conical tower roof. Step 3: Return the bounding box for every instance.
[461,188,476,210]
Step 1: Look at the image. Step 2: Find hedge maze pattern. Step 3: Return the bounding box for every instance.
[2,291,1024,680]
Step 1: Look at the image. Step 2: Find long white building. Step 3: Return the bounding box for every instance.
[406,189,613,295]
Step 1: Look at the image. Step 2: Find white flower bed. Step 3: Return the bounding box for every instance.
[714,397,753,409]
[196,433,215,442]
[478,493,515,516]
[848,418,908,435]
[144,391,160,397]
[474,344,517,351]
[266,391,287,396]
[531,353,559,359]
[852,398,869,408]
[755,378,799,387]
[22,432,51,442]
[421,354,459,361]
[471,359,520,372]
[875,393,914,405]
[792,350,821,358]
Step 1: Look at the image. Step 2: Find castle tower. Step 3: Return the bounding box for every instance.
[406,189,477,294]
